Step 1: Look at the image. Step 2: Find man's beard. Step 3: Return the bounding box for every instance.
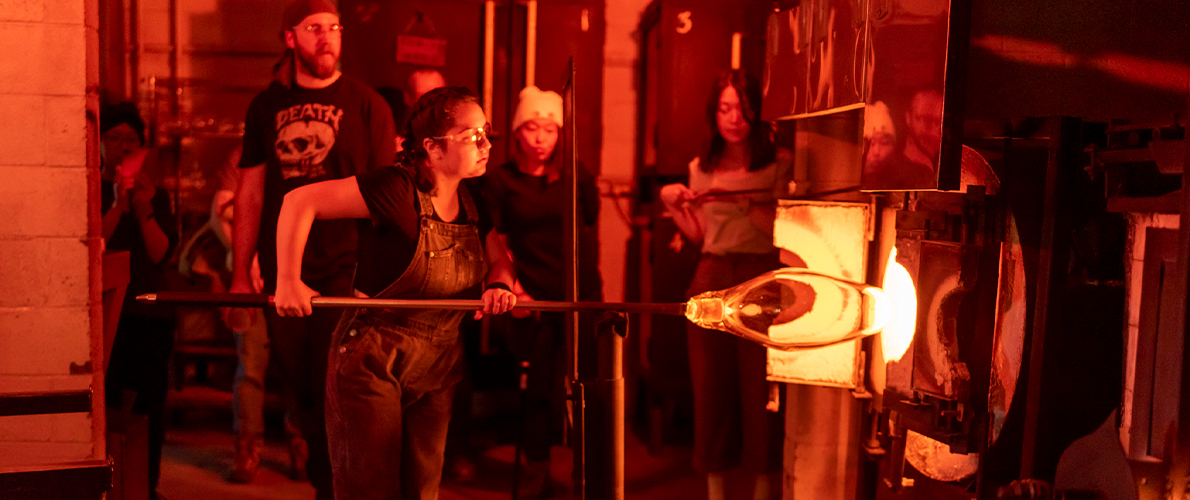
[295,44,338,79]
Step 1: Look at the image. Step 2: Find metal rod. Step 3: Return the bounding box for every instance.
[591,312,626,500]
[138,292,687,316]
[525,0,537,87]
[689,184,862,204]
[483,1,496,122]
[1164,87,1190,496]
[564,57,579,381]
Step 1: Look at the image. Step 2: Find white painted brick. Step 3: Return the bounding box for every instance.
[52,412,93,442]
[0,23,45,94]
[0,23,84,97]
[0,94,46,166]
[0,237,89,307]
[44,96,87,167]
[0,0,44,23]
[0,414,54,441]
[0,167,87,237]
[0,373,90,394]
[42,24,86,96]
[0,441,92,467]
[0,306,90,375]
[45,0,85,25]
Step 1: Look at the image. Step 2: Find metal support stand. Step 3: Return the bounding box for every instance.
[571,310,627,500]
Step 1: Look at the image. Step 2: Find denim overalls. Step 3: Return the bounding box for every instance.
[326,186,487,500]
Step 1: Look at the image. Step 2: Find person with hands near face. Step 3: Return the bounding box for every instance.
[273,86,515,500]
[99,102,178,500]
[102,119,171,263]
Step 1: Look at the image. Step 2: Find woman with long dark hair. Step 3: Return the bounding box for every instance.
[272,86,517,500]
[659,70,784,500]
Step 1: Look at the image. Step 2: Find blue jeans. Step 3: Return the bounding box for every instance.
[232,310,300,440]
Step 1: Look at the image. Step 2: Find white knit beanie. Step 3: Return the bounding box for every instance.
[863,101,896,140]
[512,86,563,131]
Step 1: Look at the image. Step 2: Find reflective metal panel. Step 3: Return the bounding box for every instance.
[861,0,963,191]
[761,0,866,121]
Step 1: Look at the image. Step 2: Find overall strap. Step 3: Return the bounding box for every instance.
[415,187,436,219]
[457,184,479,226]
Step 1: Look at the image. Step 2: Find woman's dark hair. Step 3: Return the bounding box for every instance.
[99,102,146,146]
[700,69,774,173]
[395,86,479,194]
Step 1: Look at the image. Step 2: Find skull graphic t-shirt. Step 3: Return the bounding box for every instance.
[240,76,396,292]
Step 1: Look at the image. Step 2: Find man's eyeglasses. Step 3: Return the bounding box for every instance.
[432,124,493,147]
[295,23,344,36]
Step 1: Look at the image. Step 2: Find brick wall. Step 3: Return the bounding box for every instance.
[0,0,101,466]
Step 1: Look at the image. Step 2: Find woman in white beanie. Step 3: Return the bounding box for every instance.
[482,85,603,499]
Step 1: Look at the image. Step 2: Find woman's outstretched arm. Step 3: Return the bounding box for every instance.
[274,177,371,317]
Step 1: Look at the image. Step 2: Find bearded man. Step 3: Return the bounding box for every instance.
[223,0,395,496]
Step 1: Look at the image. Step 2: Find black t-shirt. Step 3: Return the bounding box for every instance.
[102,178,179,319]
[354,166,494,297]
[482,161,602,301]
[239,76,395,292]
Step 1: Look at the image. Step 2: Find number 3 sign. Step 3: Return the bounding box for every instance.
[676,11,692,34]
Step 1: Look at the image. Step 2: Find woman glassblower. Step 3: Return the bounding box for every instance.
[272,87,517,500]
[660,70,785,500]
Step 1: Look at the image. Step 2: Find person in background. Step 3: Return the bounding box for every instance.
[482,85,603,499]
[272,86,517,500]
[390,68,447,153]
[178,147,307,484]
[405,68,447,108]
[659,70,785,500]
[100,101,179,500]
[901,89,944,173]
[223,1,395,497]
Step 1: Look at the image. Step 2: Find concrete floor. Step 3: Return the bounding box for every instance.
[155,406,707,500]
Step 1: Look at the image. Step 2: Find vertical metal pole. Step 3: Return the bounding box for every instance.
[562,57,585,500]
[592,312,627,500]
[1163,92,1190,498]
[1020,117,1083,479]
[126,0,139,102]
[525,0,537,87]
[729,32,742,70]
[482,1,496,122]
[167,0,181,238]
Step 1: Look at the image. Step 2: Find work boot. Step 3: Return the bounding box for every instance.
[288,434,309,481]
[228,435,261,484]
[517,459,551,500]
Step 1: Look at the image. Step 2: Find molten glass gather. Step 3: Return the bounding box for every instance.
[684,267,893,351]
